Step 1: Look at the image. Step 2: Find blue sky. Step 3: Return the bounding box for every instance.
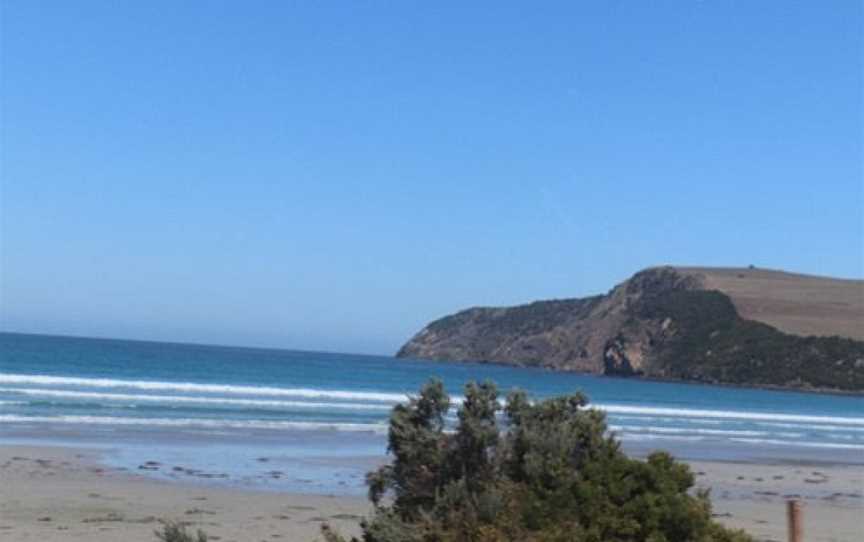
[1,1,861,354]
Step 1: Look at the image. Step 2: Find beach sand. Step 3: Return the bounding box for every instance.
[689,460,863,542]
[0,445,861,541]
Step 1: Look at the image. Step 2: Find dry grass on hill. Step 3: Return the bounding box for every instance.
[676,267,864,341]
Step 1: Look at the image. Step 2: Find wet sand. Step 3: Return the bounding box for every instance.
[0,445,861,541]
[0,445,369,541]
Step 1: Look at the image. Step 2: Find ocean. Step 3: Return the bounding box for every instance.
[2,332,863,495]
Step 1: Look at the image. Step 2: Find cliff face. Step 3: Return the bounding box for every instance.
[397,267,864,392]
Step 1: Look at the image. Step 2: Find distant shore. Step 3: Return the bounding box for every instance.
[1,444,861,542]
[400,355,864,397]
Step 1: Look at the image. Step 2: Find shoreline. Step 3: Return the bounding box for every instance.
[1,444,862,542]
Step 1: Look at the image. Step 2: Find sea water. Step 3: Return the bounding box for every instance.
[1,332,862,495]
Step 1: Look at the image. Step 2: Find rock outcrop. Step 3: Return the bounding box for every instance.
[397,267,864,392]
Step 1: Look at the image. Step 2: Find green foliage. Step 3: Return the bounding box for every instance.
[427,298,601,338]
[637,290,864,391]
[325,380,754,542]
[155,521,208,542]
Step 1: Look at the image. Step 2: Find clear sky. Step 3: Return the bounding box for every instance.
[1,1,862,355]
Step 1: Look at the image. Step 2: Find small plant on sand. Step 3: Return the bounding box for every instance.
[155,520,209,542]
[324,379,754,542]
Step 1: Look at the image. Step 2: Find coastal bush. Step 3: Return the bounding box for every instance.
[637,289,864,391]
[324,379,753,542]
[155,520,209,542]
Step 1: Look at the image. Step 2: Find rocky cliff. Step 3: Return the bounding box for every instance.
[397,267,864,392]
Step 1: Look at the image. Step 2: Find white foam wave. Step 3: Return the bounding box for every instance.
[0,388,392,411]
[612,415,726,426]
[826,434,862,441]
[728,438,864,451]
[608,425,802,438]
[0,373,407,403]
[759,422,864,433]
[617,433,707,443]
[0,414,388,433]
[594,404,864,427]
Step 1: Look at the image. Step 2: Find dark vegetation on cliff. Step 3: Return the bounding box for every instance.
[634,289,864,391]
[427,297,602,337]
[323,380,753,542]
[397,267,864,392]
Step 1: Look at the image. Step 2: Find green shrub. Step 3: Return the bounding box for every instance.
[326,379,753,542]
[155,520,208,542]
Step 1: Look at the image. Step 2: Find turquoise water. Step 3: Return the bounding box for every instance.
[2,332,863,494]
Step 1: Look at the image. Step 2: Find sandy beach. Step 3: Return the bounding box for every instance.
[0,445,861,542]
[0,445,369,542]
